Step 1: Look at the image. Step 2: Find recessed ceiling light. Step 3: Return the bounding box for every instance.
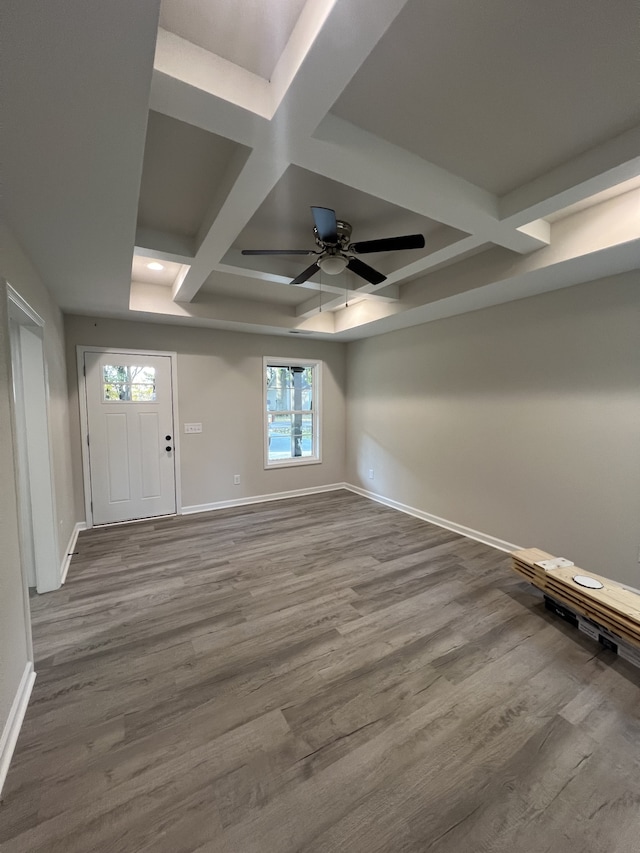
[147,261,164,271]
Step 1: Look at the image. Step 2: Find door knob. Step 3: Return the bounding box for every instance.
[165,445,172,451]
[165,435,171,441]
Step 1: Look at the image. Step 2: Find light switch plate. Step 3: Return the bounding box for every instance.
[184,423,202,434]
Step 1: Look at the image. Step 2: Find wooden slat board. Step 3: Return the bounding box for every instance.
[511,548,640,648]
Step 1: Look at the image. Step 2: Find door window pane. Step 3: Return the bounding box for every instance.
[103,365,156,402]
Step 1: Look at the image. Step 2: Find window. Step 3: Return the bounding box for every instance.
[103,365,156,402]
[264,358,321,467]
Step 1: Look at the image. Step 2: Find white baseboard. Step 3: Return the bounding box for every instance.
[344,483,521,554]
[181,482,520,554]
[0,662,35,796]
[60,521,87,584]
[181,483,348,516]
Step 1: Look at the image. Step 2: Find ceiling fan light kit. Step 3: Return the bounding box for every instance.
[318,254,348,275]
[241,206,425,286]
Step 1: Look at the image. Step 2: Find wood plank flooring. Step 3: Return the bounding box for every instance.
[1,490,639,852]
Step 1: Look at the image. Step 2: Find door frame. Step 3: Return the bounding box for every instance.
[77,346,182,528]
[7,283,60,602]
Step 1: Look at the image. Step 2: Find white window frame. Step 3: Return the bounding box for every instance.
[263,356,322,469]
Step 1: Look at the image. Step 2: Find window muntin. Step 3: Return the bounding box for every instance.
[264,359,320,466]
[103,365,156,402]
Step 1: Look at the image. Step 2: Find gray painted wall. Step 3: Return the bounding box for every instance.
[0,223,77,746]
[64,315,347,516]
[2,248,638,766]
[346,272,640,587]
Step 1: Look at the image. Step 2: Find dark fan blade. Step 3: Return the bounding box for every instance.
[347,257,387,285]
[291,262,320,285]
[311,207,338,244]
[241,249,315,256]
[349,234,425,254]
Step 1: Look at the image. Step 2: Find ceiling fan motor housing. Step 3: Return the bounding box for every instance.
[314,220,352,249]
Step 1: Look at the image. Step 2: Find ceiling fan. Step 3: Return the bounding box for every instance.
[241,206,425,286]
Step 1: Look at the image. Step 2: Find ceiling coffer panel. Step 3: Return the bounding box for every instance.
[331,0,640,195]
[227,164,468,282]
[159,0,308,80]
[137,111,250,241]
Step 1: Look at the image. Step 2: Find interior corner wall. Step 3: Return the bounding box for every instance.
[63,315,347,515]
[345,272,640,587]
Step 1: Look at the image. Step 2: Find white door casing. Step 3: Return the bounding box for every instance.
[7,284,60,598]
[83,350,177,525]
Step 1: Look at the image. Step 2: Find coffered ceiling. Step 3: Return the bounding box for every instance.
[4,0,640,340]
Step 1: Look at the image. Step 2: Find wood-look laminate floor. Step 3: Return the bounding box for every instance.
[2,490,639,852]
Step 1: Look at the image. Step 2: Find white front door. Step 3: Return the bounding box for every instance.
[84,351,176,524]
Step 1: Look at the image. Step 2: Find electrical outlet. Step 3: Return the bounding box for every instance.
[184,423,202,434]
[368,468,374,480]
[233,474,241,485]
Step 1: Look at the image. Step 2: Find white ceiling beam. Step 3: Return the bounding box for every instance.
[296,292,355,317]
[215,262,399,305]
[170,0,413,304]
[296,279,400,316]
[294,115,549,254]
[130,280,337,335]
[381,235,487,285]
[153,29,272,119]
[219,250,400,300]
[500,124,640,224]
[268,0,411,140]
[150,68,268,148]
[399,196,640,311]
[148,0,636,327]
[196,147,253,248]
[269,0,339,114]
[135,227,195,263]
[173,147,290,301]
[332,242,640,340]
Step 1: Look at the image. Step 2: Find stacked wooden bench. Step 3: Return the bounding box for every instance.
[511,547,640,666]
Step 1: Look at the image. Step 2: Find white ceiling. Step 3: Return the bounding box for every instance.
[132,254,186,287]
[137,111,248,241]
[4,0,640,341]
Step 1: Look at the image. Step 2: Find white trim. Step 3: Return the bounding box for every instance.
[169,352,182,515]
[76,346,181,527]
[6,284,44,326]
[0,662,36,796]
[263,356,322,469]
[182,482,346,515]
[344,483,522,554]
[60,521,87,584]
[348,484,640,591]
[76,347,93,526]
[182,482,521,554]
[6,283,61,595]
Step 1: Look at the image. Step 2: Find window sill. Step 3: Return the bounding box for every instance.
[264,457,322,470]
